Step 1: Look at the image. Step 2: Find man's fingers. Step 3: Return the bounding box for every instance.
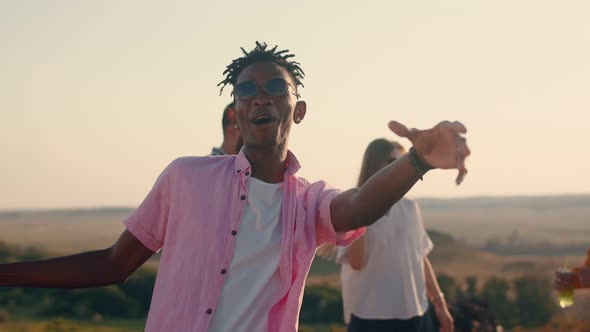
[451,121,467,134]
[456,168,467,185]
[456,136,467,146]
[455,146,468,185]
[388,121,411,138]
[390,120,471,185]
[463,144,471,157]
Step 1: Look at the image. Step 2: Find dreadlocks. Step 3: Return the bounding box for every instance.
[218,41,305,96]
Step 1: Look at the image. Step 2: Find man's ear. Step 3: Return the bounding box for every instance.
[293,101,307,124]
[227,106,238,128]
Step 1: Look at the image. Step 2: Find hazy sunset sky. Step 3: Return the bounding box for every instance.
[1,1,589,210]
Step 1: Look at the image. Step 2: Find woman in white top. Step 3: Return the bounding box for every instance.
[337,139,454,332]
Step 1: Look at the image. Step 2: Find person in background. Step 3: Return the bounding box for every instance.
[210,101,243,155]
[336,139,454,332]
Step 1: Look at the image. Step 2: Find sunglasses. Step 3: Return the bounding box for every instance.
[232,78,300,99]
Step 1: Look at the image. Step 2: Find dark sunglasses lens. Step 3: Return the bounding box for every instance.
[265,79,289,96]
[234,81,257,98]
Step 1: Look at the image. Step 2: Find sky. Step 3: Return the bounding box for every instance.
[1,0,589,210]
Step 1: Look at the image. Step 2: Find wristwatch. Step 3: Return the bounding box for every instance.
[408,147,433,180]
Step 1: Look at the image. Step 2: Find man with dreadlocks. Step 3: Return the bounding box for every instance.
[0,42,471,332]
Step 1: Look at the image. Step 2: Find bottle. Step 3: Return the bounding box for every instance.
[558,248,590,308]
[558,267,575,308]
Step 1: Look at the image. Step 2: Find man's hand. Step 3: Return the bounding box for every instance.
[330,120,470,232]
[555,266,590,290]
[579,267,590,288]
[434,300,454,332]
[389,120,470,185]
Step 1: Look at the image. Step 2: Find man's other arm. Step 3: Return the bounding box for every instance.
[0,230,154,288]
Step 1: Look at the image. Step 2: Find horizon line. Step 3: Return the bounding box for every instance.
[1,192,589,214]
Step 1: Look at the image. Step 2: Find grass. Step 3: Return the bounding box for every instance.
[0,318,341,332]
[0,317,145,332]
[299,324,346,332]
[0,308,145,332]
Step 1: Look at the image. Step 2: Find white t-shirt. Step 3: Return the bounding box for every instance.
[209,177,284,332]
[337,198,433,323]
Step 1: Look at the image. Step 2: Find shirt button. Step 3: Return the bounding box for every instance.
[221,269,227,275]
[231,230,237,236]
[206,308,213,314]
[240,195,246,200]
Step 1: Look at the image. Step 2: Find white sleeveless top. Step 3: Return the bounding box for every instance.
[337,198,433,322]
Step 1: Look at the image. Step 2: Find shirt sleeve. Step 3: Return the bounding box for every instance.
[123,160,176,253]
[313,182,365,247]
[413,201,433,256]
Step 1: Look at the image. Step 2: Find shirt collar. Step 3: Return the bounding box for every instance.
[210,147,227,156]
[234,149,301,177]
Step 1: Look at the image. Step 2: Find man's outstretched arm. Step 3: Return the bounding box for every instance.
[330,154,420,232]
[331,120,470,232]
[0,230,154,288]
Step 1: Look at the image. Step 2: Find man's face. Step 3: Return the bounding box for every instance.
[230,62,305,151]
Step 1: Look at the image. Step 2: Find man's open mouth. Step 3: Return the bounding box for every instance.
[252,116,274,125]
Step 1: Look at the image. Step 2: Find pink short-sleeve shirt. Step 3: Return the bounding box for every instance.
[124,150,364,332]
